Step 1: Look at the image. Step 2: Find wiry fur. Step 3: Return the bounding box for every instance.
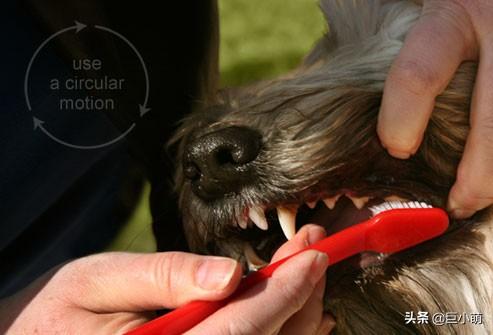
[170,0,493,333]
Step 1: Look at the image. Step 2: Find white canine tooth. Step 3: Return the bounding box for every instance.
[323,194,341,209]
[238,215,248,229]
[347,195,370,210]
[249,206,269,230]
[244,243,268,271]
[306,201,317,209]
[277,206,298,240]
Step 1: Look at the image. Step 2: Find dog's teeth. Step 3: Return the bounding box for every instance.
[277,206,298,240]
[306,201,317,209]
[244,243,268,271]
[238,215,248,229]
[249,206,268,230]
[323,194,341,210]
[347,195,370,210]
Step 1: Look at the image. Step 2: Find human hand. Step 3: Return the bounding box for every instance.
[187,224,334,335]
[0,251,243,334]
[0,225,333,335]
[377,0,493,218]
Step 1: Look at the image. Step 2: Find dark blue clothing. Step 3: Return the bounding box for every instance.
[0,0,215,297]
[0,1,130,297]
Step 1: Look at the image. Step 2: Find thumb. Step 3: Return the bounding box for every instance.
[58,252,242,312]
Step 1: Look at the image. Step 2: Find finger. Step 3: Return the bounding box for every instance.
[378,4,473,158]
[58,252,242,312]
[187,250,329,335]
[279,276,326,335]
[448,36,493,218]
[272,224,327,262]
[316,314,336,335]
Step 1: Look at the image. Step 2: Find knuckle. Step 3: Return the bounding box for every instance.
[424,1,476,49]
[389,59,441,96]
[151,252,185,305]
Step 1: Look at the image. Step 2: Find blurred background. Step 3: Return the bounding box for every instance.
[107,0,325,252]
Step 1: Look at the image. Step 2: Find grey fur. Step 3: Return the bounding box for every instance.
[170,1,493,333]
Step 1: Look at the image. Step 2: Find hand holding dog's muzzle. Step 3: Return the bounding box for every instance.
[377,0,493,219]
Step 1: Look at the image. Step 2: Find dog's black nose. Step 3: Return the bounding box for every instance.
[183,126,262,200]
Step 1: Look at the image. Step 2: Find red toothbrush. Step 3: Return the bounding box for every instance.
[125,201,449,335]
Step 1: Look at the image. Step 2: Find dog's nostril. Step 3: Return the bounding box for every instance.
[215,148,236,166]
[183,126,262,200]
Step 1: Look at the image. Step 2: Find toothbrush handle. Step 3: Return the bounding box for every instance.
[124,223,367,335]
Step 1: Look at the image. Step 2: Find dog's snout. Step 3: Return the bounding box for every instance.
[183,126,262,200]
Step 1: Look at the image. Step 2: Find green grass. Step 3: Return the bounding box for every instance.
[108,0,325,252]
[106,184,156,252]
[220,0,325,86]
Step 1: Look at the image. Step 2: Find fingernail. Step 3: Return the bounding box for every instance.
[196,258,238,291]
[387,148,412,159]
[306,225,326,245]
[450,208,475,219]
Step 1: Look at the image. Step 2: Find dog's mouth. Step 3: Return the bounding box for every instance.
[234,188,430,271]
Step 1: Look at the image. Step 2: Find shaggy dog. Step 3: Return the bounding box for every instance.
[171,0,493,333]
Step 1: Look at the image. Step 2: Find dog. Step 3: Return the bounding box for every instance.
[170,0,493,333]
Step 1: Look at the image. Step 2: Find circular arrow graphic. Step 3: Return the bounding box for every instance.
[24,21,87,112]
[94,25,151,117]
[24,21,150,150]
[33,117,136,150]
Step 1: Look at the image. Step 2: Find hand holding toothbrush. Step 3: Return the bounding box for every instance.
[0,225,334,335]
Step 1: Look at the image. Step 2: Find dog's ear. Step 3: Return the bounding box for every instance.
[304,0,420,66]
[304,0,381,65]
[322,0,381,46]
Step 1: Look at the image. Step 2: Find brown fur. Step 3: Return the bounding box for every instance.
[170,0,493,333]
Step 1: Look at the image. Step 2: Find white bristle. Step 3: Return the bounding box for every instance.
[369,200,432,216]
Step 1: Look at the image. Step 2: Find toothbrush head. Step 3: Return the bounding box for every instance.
[365,201,449,254]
